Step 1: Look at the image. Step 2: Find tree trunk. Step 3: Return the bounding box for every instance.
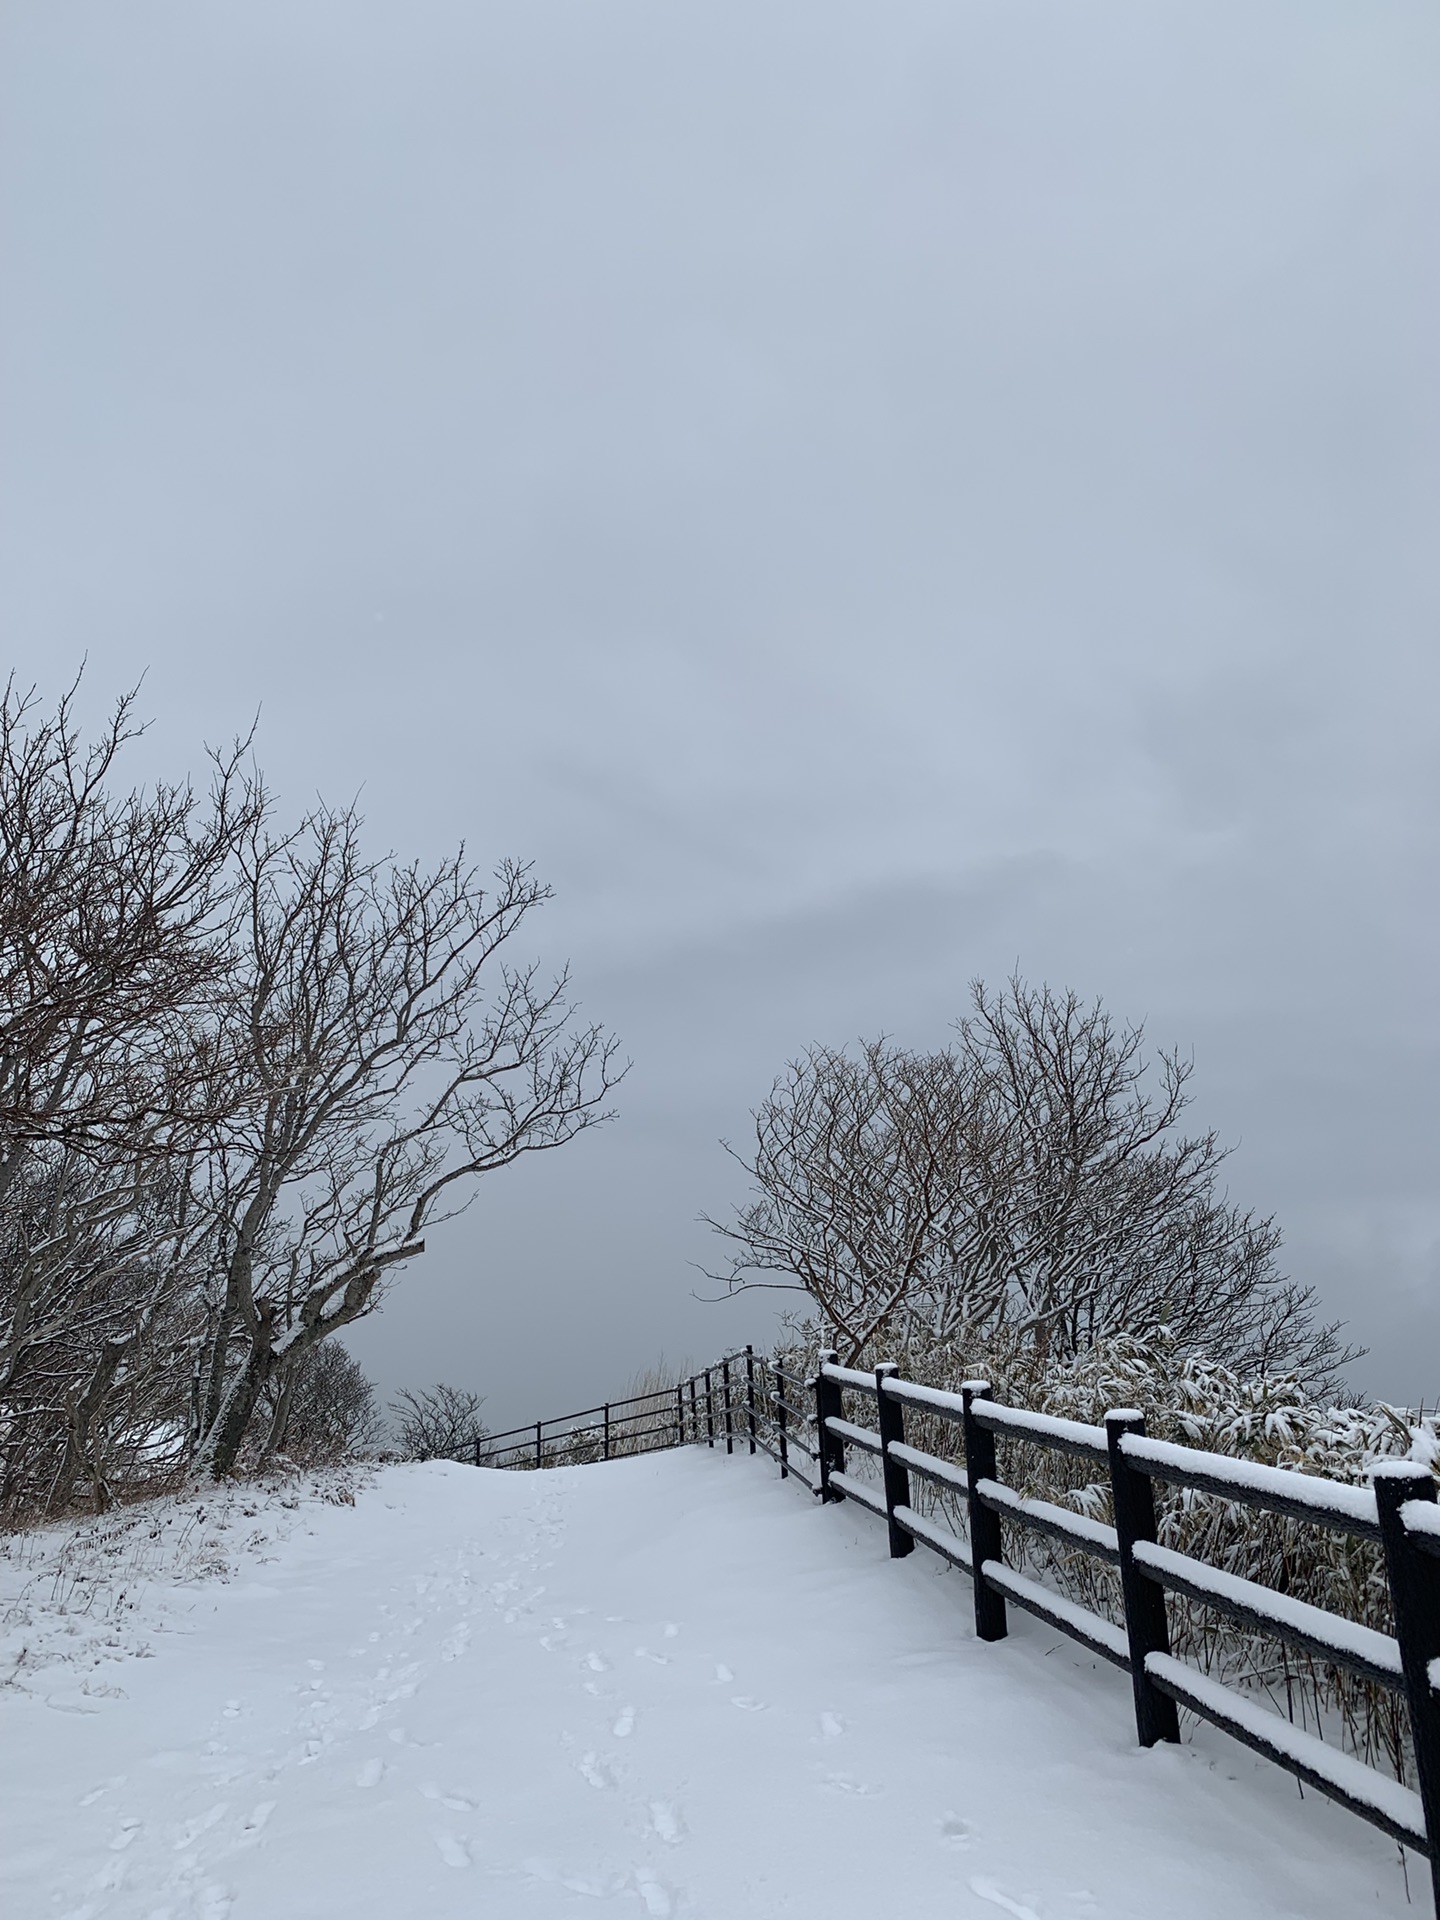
[261,1363,296,1464]
[201,1333,275,1479]
[54,1335,128,1511]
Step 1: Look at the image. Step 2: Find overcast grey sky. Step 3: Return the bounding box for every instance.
[3,1,1437,1429]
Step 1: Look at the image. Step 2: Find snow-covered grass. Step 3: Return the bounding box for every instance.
[0,1450,1422,1918]
[0,1467,376,1707]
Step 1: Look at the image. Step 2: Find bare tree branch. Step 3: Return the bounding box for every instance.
[705,977,1355,1389]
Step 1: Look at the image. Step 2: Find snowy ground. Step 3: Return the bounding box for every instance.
[1,1450,1421,1919]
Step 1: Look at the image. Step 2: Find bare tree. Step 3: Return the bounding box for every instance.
[0,678,618,1510]
[0,1148,211,1514]
[707,978,1352,1388]
[262,1342,384,1465]
[192,804,623,1477]
[0,678,257,1514]
[0,676,254,1191]
[390,1383,487,1462]
[702,1038,1000,1360]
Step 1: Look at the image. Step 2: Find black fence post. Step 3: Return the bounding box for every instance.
[722,1360,735,1455]
[1105,1410,1180,1748]
[676,1383,685,1446]
[1374,1462,1440,1912]
[705,1370,715,1448]
[473,1433,483,1468]
[961,1382,1007,1641]
[745,1345,758,1456]
[875,1363,914,1559]
[814,1349,845,1502]
[534,1420,543,1470]
[603,1403,611,1462]
[689,1373,699,1443]
[776,1367,790,1479]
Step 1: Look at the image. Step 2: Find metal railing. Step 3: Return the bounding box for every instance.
[466,1349,759,1471]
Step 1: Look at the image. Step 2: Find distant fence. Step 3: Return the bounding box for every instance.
[477,1344,1440,1911]
[473,1349,757,1471]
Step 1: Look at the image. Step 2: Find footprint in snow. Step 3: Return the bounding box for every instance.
[819,1712,844,1738]
[634,1647,670,1665]
[421,1783,476,1811]
[585,1651,609,1672]
[222,1699,242,1718]
[562,1871,617,1897]
[577,1752,612,1790]
[241,1801,276,1836]
[613,1705,636,1737]
[520,1853,610,1893]
[969,1879,1041,1920]
[730,1696,768,1712]
[939,1813,974,1849]
[174,1804,229,1850]
[821,1773,878,1797]
[109,1818,142,1850]
[435,1833,471,1869]
[663,1623,679,1637]
[356,1758,385,1788]
[634,1867,675,1916]
[649,1801,685,1845]
[713,1664,733,1683]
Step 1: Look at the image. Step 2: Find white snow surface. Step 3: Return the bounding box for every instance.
[1,1450,1421,1919]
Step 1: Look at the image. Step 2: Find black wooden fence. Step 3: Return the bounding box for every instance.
[764,1349,1440,1913]
[476,1344,1440,1911]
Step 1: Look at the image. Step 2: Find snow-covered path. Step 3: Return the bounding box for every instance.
[2,1451,1418,1919]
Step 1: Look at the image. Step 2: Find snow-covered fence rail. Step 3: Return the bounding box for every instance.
[742,1350,1440,1911]
[472,1350,760,1471]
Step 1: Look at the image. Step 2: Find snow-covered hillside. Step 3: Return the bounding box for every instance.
[1,1452,1419,1918]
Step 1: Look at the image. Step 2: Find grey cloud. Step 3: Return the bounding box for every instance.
[3,0,1437,1425]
